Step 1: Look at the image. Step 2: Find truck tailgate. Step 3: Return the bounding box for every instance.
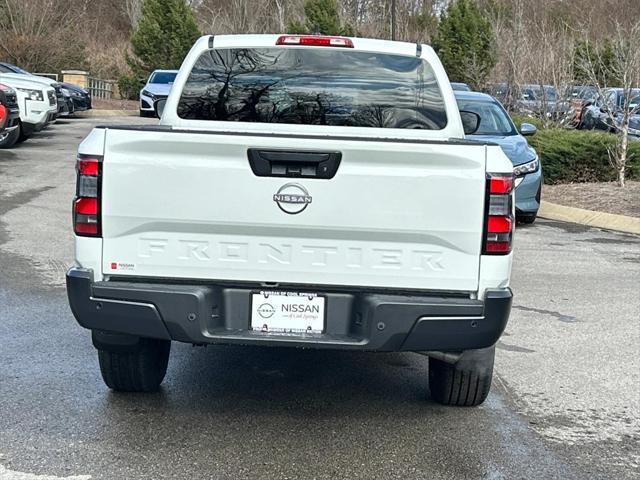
[101,128,487,291]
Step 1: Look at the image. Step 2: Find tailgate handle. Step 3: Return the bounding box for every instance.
[248,149,341,179]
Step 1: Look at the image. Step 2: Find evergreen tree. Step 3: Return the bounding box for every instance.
[432,0,497,89]
[288,0,355,36]
[574,39,620,86]
[128,0,200,78]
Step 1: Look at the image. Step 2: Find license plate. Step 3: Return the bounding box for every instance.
[250,291,325,334]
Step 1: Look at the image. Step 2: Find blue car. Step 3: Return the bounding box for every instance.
[455,91,542,224]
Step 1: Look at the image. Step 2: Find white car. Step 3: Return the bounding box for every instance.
[0,66,71,116]
[0,74,57,145]
[139,69,178,117]
[67,34,514,406]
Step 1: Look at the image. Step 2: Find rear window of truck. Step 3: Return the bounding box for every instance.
[177,47,447,129]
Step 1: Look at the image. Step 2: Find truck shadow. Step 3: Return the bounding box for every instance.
[168,345,431,412]
[102,344,437,415]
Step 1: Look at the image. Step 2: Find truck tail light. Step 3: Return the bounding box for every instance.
[483,173,514,254]
[73,154,102,236]
[276,35,354,48]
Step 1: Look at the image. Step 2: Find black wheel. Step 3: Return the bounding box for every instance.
[139,109,152,118]
[97,338,170,392]
[517,213,537,224]
[0,125,20,148]
[429,346,495,406]
[17,122,29,143]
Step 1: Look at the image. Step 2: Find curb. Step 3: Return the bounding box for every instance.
[76,110,137,117]
[538,200,640,235]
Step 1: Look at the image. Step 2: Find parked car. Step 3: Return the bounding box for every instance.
[570,85,598,101]
[455,91,541,224]
[566,85,598,128]
[451,82,471,91]
[0,62,71,117]
[486,82,508,102]
[518,84,568,118]
[139,69,178,116]
[0,83,21,148]
[60,82,92,111]
[68,34,515,406]
[581,88,640,137]
[0,74,58,142]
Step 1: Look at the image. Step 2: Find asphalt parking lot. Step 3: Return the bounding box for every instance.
[0,116,638,480]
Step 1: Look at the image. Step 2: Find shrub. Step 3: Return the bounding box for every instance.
[117,75,143,101]
[520,127,640,184]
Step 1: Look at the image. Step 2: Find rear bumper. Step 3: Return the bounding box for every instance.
[66,268,512,352]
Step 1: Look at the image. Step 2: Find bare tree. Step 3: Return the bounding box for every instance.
[577,21,640,187]
[195,0,304,34]
[0,0,83,71]
[123,0,143,29]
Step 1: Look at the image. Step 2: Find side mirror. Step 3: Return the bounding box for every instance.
[520,122,537,136]
[459,111,480,135]
[154,98,166,119]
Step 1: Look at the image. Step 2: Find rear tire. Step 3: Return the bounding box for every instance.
[97,338,170,392]
[429,346,495,406]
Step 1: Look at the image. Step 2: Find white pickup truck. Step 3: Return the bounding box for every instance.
[66,34,514,406]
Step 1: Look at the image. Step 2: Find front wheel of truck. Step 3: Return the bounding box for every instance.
[97,338,171,392]
[428,346,495,406]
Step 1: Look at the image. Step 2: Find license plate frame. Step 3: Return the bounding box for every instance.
[250,291,326,334]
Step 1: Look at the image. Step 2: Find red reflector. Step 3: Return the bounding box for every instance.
[75,197,97,215]
[0,104,6,125]
[487,215,512,233]
[276,35,354,48]
[489,175,514,194]
[485,241,511,253]
[74,222,98,235]
[78,158,99,176]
